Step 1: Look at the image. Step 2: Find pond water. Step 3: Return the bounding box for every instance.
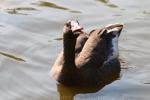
[0,0,150,100]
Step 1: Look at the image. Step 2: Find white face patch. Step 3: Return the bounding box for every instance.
[106,33,119,62]
[105,23,123,33]
[70,21,83,32]
[107,27,120,33]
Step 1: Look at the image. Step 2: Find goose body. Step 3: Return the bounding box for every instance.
[50,20,123,86]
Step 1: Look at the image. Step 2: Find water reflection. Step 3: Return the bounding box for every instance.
[107,4,118,8]
[35,1,69,10]
[54,37,63,41]
[0,25,4,27]
[33,1,81,13]
[0,51,25,62]
[96,0,109,4]
[96,0,118,8]
[5,7,37,15]
[57,73,120,100]
[143,11,150,15]
[144,82,150,84]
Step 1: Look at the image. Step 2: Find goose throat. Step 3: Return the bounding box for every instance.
[107,35,119,62]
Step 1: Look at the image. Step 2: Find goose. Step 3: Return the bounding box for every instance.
[50,20,123,86]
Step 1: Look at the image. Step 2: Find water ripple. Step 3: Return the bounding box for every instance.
[5,7,37,15]
[0,51,25,62]
[33,1,82,13]
[96,0,109,4]
[54,37,63,41]
[95,0,119,8]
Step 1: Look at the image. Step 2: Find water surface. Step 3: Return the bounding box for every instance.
[0,0,150,100]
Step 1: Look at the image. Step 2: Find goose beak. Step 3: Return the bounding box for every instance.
[105,23,124,36]
[70,20,84,33]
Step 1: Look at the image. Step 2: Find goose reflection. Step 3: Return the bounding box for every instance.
[57,73,120,100]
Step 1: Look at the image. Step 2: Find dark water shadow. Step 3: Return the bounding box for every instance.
[143,11,150,15]
[54,37,63,41]
[33,1,81,13]
[34,1,69,10]
[0,25,4,27]
[48,37,63,42]
[5,7,37,15]
[0,51,25,62]
[144,82,150,84]
[57,73,120,100]
[95,0,119,8]
[107,4,118,8]
[96,0,109,4]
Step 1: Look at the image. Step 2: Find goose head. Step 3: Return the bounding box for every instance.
[63,20,84,37]
[100,23,123,62]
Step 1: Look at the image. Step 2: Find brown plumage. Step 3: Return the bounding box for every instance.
[50,20,123,86]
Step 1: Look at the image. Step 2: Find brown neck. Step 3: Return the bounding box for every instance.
[63,32,76,69]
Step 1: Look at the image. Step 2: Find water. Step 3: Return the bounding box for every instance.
[0,0,150,100]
